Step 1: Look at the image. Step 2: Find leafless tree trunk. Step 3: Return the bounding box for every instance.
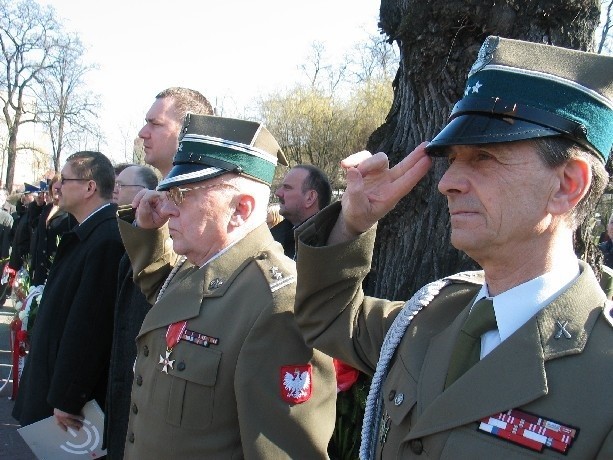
[597,0,613,53]
[366,0,602,300]
[0,0,61,191]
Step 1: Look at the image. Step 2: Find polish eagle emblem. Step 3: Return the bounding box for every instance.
[280,364,312,404]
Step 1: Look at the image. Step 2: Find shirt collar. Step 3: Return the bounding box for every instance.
[79,202,112,226]
[475,261,580,342]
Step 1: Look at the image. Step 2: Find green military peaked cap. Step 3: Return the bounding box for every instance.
[157,114,287,191]
[427,36,613,162]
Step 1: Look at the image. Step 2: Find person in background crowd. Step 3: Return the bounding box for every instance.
[0,188,15,214]
[8,184,40,274]
[598,214,613,268]
[138,87,214,177]
[12,151,124,432]
[266,203,283,228]
[293,37,613,458]
[271,164,332,259]
[29,174,77,287]
[0,190,14,304]
[105,164,158,459]
[118,114,336,458]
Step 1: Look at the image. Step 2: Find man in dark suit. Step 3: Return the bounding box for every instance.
[294,37,613,458]
[12,151,124,431]
[271,164,331,259]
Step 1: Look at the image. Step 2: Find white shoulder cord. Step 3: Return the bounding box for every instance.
[359,277,452,459]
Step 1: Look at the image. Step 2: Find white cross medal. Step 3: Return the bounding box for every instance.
[159,320,187,374]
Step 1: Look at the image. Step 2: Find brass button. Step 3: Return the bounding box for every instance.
[177,362,186,371]
[394,393,405,406]
[135,375,143,386]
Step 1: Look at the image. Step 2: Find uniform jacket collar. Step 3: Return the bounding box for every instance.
[71,203,117,241]
[138,224,276,336]
[406,261,605,440]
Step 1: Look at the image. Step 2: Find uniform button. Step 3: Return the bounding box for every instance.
[388,390,396,401]
[128,432,135,443]
[177,362,186,371]
[132,403,138,414]
[258,252,268,260]
[394,393,405,406]
[136,375,143,386]
[410,439,423,455]
[143,346,149,356]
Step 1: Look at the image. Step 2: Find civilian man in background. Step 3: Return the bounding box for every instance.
[271,164,331,259]
[105,164,158,459]
[12,151,124,431]
[118,114,336,458]
[138,87,214,177]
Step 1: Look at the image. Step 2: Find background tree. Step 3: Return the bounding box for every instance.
[366,0,602,301]
[258,36,397,190]
[35,33,100,172]
[0,0,62,191]
[597,0,613,53]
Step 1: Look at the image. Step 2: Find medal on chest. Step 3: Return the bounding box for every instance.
[159,320,187,373]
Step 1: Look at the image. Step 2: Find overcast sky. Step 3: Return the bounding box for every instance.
[39,0,382,164]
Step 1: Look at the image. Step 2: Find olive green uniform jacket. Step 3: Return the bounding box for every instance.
[119,219,336,459]
[294,203,613,459]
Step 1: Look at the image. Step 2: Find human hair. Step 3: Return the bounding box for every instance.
[533,137,608,229]
[114,163,135,176]
[65,151,116,199]
[134,166,159,190]
[296,164,332,210]
[156,87,214,121]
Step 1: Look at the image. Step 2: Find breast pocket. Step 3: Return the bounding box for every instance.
[382,360,418,427]
[164,344,222,430]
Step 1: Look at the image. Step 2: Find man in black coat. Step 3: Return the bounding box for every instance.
[12,151,124,431]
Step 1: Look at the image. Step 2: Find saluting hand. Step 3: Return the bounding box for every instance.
[329,142,432,244]
[132,189,170,229]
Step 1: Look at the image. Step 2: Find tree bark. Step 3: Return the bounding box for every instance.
[366,0,602,300]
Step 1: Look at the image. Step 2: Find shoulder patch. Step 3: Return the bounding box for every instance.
[253,251,297,292]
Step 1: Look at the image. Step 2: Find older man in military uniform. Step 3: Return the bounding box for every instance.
[293,37,613,459]
[118,115,336,458]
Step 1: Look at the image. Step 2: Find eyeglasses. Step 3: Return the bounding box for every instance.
[166,183,237,206]
[60,177,90,185]
[114,183,145,191]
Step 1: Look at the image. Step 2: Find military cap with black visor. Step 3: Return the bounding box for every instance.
[157,114,288,191]
[426,36,613,162]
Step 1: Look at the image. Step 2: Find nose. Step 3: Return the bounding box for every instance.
[138,124,149,139]
[159,195,179,218]
[437,160,468,196]
[275,187,283,199]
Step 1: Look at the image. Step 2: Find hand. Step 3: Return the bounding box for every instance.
[53,408,84,432]
[330,142,432,243]
[132,189,170,229]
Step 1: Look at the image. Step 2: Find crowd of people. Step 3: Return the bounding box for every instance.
[2,35,612,459]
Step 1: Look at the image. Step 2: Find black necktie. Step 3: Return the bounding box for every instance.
[445,298,497,388]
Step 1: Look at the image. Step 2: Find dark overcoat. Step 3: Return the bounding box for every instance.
[104,253,152,459]
[12,204,124,425]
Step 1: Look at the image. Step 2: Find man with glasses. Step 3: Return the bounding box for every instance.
[105,164,158,459]
[117,115,336,458]
[13,151,124,432]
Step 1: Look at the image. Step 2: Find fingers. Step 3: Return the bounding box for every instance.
[54,408,84,432]
[340,150,372,169]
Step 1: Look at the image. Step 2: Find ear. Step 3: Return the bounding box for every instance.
[84,180,98,199]
[229,194,255,228]
[547,158,590,216]
[304,189,318,209]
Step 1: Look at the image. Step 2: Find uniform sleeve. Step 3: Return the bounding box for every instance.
[294,202,405,375]
[597,427,613,459]
[47,235,125,414]
[234,281,336,459]
[117,217,178,304]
